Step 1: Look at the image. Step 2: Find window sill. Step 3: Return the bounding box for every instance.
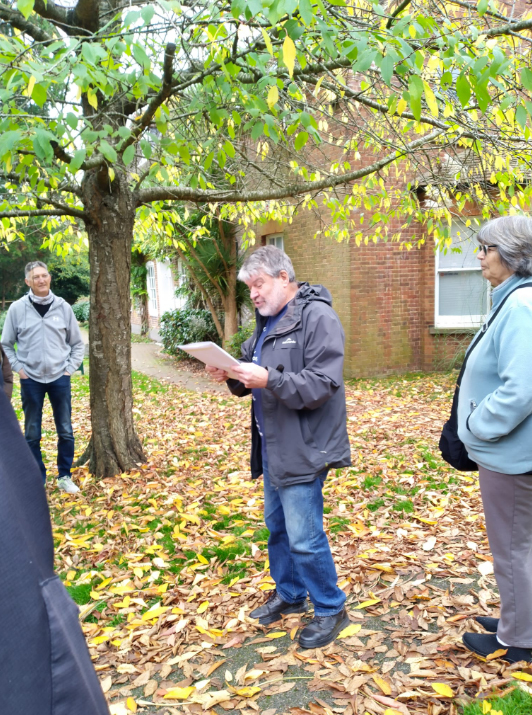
[429,326,478,335]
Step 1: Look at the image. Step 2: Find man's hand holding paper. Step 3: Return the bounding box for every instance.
[232,363,268,388]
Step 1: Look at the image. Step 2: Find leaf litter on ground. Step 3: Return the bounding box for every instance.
[20,369,532,715]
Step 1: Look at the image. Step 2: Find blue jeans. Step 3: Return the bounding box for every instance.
[20,375,74,483]
[262,464,346,616]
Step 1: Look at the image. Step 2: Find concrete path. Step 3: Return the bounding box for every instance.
[131,342,226,393]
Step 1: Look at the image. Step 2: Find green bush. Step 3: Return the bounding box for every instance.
[159,308,219,357]
[225,321,256,358]
[72,298,90,323]
[0,311,6,334]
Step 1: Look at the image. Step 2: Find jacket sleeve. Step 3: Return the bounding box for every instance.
[0,306,23,374]
[468,302,532,441]
[1,348,13,399]
[65,306,85,374]
[266,306,344,411]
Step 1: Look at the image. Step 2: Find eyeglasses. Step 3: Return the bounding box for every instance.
[477,244,498,255]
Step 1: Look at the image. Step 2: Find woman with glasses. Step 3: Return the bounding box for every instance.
[458,215,532,663]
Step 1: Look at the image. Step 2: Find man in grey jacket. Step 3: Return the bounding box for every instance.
[206,246,351,649]
[1,261,84,493]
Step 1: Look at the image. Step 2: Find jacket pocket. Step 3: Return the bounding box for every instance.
[41,576,109,715]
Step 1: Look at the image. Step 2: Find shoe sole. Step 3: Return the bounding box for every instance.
[258,604,308,626]
[298,613,351,649]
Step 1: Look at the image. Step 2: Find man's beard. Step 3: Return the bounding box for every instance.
[257,281,286,316]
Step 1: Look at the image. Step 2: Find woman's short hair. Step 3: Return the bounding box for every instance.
[238,245,296,282]
[478,216,532,277]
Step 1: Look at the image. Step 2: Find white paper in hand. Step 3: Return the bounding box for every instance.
[178,341,240,379]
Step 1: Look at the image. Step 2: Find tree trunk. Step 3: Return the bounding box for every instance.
[219,220,239,345]
[138,292,149,337]
[82,168,145,477]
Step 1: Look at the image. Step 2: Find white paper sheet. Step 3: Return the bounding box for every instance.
[178,341,240,379]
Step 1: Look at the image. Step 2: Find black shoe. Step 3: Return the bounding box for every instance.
[298,608,351,649]
[249,590,308,625]
[475,616,499,633]
[462,633,532,664]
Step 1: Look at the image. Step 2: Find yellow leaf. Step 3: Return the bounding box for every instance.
[24,75,36,98]
[235,686,261,697]
[266,632,286,639]
[259,583,276,591]
[486,648,508,661]
[197,600,209,614]
[372,675,392,695]
[482,702,492,714]
[384,710,404,715]
[141,606,169,621]
[87,88,98,109]
[172,606,185,614]
[218,505,231,516]
[338,623,362,638]
[267,86,279,110]
[513,672,532,682]
[282,36,296,78]
[354,599,381,609]
[261,27,274,56]
[423,81,439,117]
[164,686,195,700]
[290,626,298,640]
[431,683,454,698]
[396,98,407,116]
[197,554,209,564]
[66,570,76,581]
[97,577,113,591]
[126,697,137,712]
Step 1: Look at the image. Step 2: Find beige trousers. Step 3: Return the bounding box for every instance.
[479,466,532,648]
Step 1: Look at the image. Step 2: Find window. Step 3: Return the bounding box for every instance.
[146,261,158,316]
[265,233,284,250]
[435,219,489,327]
[174,259,188,309]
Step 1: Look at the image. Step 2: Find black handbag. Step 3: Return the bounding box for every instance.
[439,281,532,471]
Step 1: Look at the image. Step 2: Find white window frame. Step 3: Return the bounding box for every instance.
[146,261,158,317]
[175,258,188,309]
[266,233,284,250]
[434,219,490,328]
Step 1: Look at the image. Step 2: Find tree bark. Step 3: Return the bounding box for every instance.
[82,168,145,477]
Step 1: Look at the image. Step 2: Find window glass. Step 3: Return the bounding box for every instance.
[266,234,284,250]
[146,262,158,316]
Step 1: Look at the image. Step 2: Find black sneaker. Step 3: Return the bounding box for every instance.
[475,616,499,633]
[249,590,308,626]
[298,608,351,649]
[462,632,532,663]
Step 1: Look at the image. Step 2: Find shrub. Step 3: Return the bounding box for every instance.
[225,321,256,358]
[159,308,219,357]
[0,311,6,334]
[72,298,90,323]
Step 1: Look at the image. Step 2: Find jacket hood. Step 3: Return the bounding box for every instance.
[296,282,333,306]
[21,292,66,309]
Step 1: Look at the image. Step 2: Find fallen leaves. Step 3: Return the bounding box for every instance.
[30,370,518,715]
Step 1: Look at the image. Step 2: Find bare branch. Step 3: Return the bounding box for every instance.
[0,208,88,220]
[482,16,532,37]
[386,0,413,28]
[0,171,82,198]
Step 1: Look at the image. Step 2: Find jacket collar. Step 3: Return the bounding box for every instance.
[490,274,529,309]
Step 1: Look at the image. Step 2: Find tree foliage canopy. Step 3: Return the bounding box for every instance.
[1,0,532,248]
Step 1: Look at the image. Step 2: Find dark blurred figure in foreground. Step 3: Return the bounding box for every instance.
[0,389,109,715]
[1,344,13,399]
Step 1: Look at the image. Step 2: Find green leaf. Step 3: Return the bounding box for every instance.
[381,55,394,87]
[141,5,155,23]
[408,75,423,120]
[251,122,264,140]
[178,144,190,163]
[31,83,47,108]
[217,149,226,168]
[521,68,532,93]
[204,151,215,170]
[65,113,78,130]
[99,140,117,163]
[477,0,488,16]
[0,130,22,159]
[474,82,490,113]
[294,131,308,150]
[17,0,34,20]
[456,73,471,107]
[224,140,235,158]
[516,103,527,129]
[132,44,151,69]
[140,139,152,159]
[299,0,313,25]
[69,149,86,172]
[122,144,135,166]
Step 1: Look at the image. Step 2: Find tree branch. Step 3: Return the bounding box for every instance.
[0,207,88,220]
[0,2,53,42]
[386,0,413,28]
[482,17,532,37]
[136,128,446,205]
[0,171,82,198]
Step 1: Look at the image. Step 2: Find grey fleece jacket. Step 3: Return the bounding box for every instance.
[227,283,351,488]
[1,294,84,383]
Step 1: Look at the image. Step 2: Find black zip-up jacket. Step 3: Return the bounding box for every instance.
[227,283,351,487]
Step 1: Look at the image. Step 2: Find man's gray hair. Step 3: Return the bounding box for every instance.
[25,261,48,278]
[238,245,296,282]
[478,216,532,277]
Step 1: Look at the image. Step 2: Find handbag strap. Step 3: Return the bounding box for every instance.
[456,281,532,388]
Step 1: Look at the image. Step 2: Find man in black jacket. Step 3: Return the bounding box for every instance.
[0,389,109,715]
[206,246,351,648]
